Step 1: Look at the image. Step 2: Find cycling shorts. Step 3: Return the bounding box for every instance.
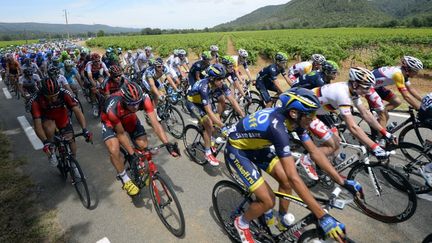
[365,87,395,111]
[186,101,207,121]
[102,120,146,141]
[308,118,333,142]
[255,79,277,103]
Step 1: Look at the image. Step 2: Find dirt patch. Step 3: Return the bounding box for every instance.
[226,36,237,56]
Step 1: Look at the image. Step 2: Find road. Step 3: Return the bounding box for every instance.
[1,78,431,243]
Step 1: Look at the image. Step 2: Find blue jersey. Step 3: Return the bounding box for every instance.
[187,78,231,106]
[292,71,326,90]
[189,60,208,78]
[228,108,310,158]
[63,67,79,85]
[256,64,286,86]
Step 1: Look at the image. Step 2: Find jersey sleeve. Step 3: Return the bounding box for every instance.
[269,116,292,158]
[63,91,78,109]
[141,95,154,113]
[199,82,210,106]
[30,99,42,119]
[101,62,108,72]
[392,71,407,92]
[57,75,68,86]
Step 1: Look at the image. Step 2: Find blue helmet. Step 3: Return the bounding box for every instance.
[279,87,320,114]
[206,64,226,79]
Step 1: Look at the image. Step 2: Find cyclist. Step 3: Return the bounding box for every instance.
[227,88,359,243]
[35,52,48,77]
[47,66,74,96]
[186,64,244,166]
[18,67,40,99]
[366,56,424,129]
[85,53,110,116]
[188,51,212,86]
[255,52,292,108]
[292,60,339,90]
[5,54,21,88]
[101,65,128,98]
[209,45,219,64]
[418,92,432,186]
[30,78,92,166]
[101,82,180,196]
[288,54,326,81]
[233,48,253,85]
[62,60,83,97]
[134,46,154,73]
[280,67,394,179]
[166,49,182,86]
[220,55,248,101]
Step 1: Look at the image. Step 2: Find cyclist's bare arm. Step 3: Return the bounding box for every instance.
[166,75,178,90]
[149,78,162,98]
[226,94,245,118]
[147,111,170,144]
[245,68,253,82]
[33,118,48,142]
[342,112,376,149]
[194,71,200,81]
[233,80,246,98]
[114,123,135,155]
[204,105,224,128]
[282,73,293,87]
[402,88,421,109]
[87,72,97,87]
[302,139,344,185]
[76,72,84,88]
[71,106,87,130]
[63,83,74,95]
[356,102,387,134]
[405,85,422,102]
[273,79,285,94]
[280,156,326,219]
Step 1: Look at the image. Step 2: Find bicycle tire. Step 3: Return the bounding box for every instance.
[164,106,185,139]
[69,157,91,208]
[399,122,432,147]
[244,98,264,115]
[183,124,207,165]
[212,180,273,243]
[347,162,417,223]
[248,90,261,101]
[298,229,355,243]
[57,154,68,180]
[386,142,432,194]
[149,173,185,237]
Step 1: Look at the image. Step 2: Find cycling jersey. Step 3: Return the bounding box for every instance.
[22,63,40,75]
[134,53,154,71]
[188,60,209,85]
[187,78,231,106]
[312,82,362,116]
[141,65,171,93]
[30,89,77,129]
[167,55,189,77]
[232,55,248,71]
[372,66,410,92]
[85,61,108,78]
[292,71,326,90]
[19,74,40,94]
[289,61,313,78]
[7,60,20,75]
[101,77,127,95]
[224,68,238,83]
[256,64,286,102]
[63,67,79,85]
[419,93,432,125]
[101,92,153,134]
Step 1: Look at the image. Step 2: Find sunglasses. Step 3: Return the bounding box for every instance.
[44,92,59,99]
[114,75,122,78]
[155,65,163,68]
[125,99,142,107]
[301,111,317,119]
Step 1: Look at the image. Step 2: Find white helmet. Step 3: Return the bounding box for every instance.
[238,49,248,58]
[64,59,75,67]
[210,45,219,52]
[349,67,375,88]
[311,54,326,65]
[173,49,179,56]
[137,49,144,54]
[127,50,132,54]
[144,46,152,51]
[402,56,423,72]
[178,49,187,56]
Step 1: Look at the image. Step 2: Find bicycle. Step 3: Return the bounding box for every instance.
[119,143,185,237]
[53,132,91,209]
[7,74,20,99]
[212,180,355,242]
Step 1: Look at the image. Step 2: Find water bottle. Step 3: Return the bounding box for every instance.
[279,213,295,227]
[334,152,346,165]
[386,121,398,132]
[264,209,275,226]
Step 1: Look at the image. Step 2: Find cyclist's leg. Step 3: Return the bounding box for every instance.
[102,123,125,173]
[216,95,226,117]
[42,119,57,142]
[365,87,386,127]
[256,79,272,107]
[377,86,401,126]
[58,123,75,156]
[308,117,340,156]
[131,121,148,151]
[186,101,212,149]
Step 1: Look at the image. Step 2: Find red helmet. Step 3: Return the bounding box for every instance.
[109,65,122,76]
[120,82,143,105]
[40,78,60,96]
[90,53,101,61]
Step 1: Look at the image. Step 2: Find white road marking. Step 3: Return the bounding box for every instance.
[96,237,111,243]
[417,193,432,202]
[2,128,22,135]
[17,116,43,150]
[2,88,12,99]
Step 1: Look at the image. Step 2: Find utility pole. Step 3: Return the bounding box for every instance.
[64,9,70,40]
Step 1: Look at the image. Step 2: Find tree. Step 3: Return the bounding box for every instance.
[97,30,105,37]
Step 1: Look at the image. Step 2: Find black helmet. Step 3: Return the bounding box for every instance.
[23,68,33,76]
[40,78,60,96]
[48,65,60,78]
[120,82,144,105]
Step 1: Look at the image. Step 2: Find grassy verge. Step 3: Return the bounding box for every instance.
[0,132,65,243]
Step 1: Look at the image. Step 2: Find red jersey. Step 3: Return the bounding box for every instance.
[101,77,128,95]
[101,92,153,132]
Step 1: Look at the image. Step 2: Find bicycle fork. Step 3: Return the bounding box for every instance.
[365,157,383,200]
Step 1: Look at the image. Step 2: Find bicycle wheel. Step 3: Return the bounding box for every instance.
[212,180,273,243]
[298,229,355,243]
[347,162,417,223]
[69,157,91,208]
[183,124,207,165]
[164,106,185,139]
[386,142,432,194]
[399,122,432,147]
[149,173,185,237]
[244,98,263,115]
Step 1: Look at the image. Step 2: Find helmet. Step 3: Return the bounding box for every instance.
[210,45,219,52]
[178,49,186,56]
[201,51,212,61]
[154,57,164,66]
[120,82,143,105]
[106,47,113,54]
[173,49,179,56]
[275,52,288,62]
[23,68,32,76]
[279,87,321,114]
[109,65,122,76]
[401,56,423,72]
[238,49,248,58]
[144,46,152,51]
[206,64,226,80]
[321,60,339,76]
[52,56,60,63]
[349,67,375,88]
[48,66,60,78]
[117,47,122,53]
[40,78,60,96]
[90,53,101,61]
[64,59,75,67]
[221,55,235,66]
[127,50,132,54]
[311,54,326,65]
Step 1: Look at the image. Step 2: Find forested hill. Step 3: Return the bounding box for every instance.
[214,0,432,30]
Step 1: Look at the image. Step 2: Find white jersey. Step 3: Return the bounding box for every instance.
[289,61,313,76]
[19,74,41,86]
[312,82,362,116]
[56,75,69,88]
[135,53,154,71]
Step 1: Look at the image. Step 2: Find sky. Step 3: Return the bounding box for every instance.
[0,0,289,29]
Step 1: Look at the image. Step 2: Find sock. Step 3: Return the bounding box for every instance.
[238,215,249,228]
[205,148,211,155]
[118,170,130,183]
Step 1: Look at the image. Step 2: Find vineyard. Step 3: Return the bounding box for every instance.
[86,28,432,69]
[0,39,38,48]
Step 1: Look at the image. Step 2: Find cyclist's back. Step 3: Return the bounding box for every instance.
[292,71,326,90]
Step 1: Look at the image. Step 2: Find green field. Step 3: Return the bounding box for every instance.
[0,39,38,48]
[87,28,432,68]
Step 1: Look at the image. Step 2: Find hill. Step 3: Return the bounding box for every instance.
[214,0,432,30]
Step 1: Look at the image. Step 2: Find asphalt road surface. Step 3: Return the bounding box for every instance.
[1,78,431,243]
